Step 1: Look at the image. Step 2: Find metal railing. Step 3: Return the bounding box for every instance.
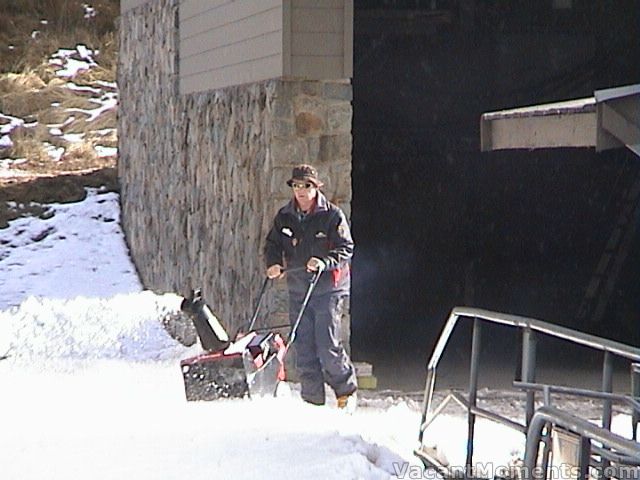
[416,307,640,478]
[524,407,640,480]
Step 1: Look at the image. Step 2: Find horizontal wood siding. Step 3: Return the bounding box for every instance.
[180,55,281,95]
[290,55,343,78]
[180,7,282,59]
[290,32,342,56]
[179,0,284,94]
[178,0,352,93]
[287,1,350,78]
[291,5,343,33]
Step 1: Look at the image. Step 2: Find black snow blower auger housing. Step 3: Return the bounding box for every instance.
[179,268,322,401]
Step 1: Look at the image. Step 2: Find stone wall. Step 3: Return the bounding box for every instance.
[118,0,353,337]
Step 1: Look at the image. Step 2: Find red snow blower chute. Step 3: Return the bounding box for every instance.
[180,267,322,401]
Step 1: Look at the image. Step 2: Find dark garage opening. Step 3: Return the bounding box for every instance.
[349,1,640,388]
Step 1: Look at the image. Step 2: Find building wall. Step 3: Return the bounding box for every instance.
[121,0,152,13]
[179,0,283,94]
[178,0,353,94]
[118,0,353,337]
[286,0,353,79]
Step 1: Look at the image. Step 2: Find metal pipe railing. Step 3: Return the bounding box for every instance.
[524,406,640,480]
[421,308,640,430]
[514,381,640,412]
[418,307,640,477]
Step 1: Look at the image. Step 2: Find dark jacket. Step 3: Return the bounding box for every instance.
[264,192,354,296]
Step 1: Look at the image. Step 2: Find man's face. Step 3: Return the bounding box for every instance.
[291,181,317,204]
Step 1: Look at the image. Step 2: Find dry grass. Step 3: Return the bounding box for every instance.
[0,72,46,95]
[0,0,119,74]
[87,128,117,148]
[1,79,99,119]
[0,0,119,186]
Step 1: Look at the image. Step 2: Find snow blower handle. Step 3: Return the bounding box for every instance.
[246,276,270,333]
[286,266,324,346]
[245,266,309,333]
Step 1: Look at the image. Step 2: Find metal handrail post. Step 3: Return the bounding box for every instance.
[578,436,591,480]
[522,327,537,427]
[466,318,482,474]
[632,363,640,441]
[602,351,614,430]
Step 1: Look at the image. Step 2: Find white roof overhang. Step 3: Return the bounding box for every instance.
[480,84,640,157]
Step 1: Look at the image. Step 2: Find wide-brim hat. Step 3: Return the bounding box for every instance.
[286,164,324,188]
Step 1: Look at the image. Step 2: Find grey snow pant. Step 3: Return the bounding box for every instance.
[289,291,357,405]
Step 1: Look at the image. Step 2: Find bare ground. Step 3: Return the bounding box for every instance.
[0,166,118,228]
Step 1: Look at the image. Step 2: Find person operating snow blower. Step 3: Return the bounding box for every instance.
[264,164,357,410]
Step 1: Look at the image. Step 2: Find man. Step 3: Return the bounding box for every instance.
[264,164,357,410]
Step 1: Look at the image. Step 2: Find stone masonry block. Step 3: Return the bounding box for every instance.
[306,137,321,164]
[293,94,326,120]
[270,137,309,166]
[295,112,324,136]
[300,81,322,96]
[272,117,295,137]
[323,82,353,102]
[319,134,352,163]
[272,96,293,119]
[327,102,352,134]
[269,165,296,196]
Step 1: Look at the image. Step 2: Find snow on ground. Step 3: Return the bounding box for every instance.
[0,189,430,479]
[0,189,140,309]
[1,190,635,479]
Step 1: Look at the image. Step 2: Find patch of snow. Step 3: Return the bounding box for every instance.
[0,135,13,148]
[49,45,98,78]
[1,291,186,363]
[95,145,117,157]
[31,30,40,39]
[44,142,65,161]
[61,132,85,143]
[0,189,141,310]
[65,91,117,122]
[0,160,29,177]
[49,127,63,136]
[65,82,102,95]
[94,80,118,90]
[0,112,25,134]
[94,128,117,135]
[83,3,97,18]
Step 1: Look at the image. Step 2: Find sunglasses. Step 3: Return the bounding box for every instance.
[291,182,313,190]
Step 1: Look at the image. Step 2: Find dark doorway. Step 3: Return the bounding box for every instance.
[349,1,640,388]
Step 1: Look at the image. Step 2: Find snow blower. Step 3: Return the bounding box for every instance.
[180,267,322,401]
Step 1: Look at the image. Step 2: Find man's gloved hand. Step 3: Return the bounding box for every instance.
[266,264,284,279]
[306,257,326,273]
